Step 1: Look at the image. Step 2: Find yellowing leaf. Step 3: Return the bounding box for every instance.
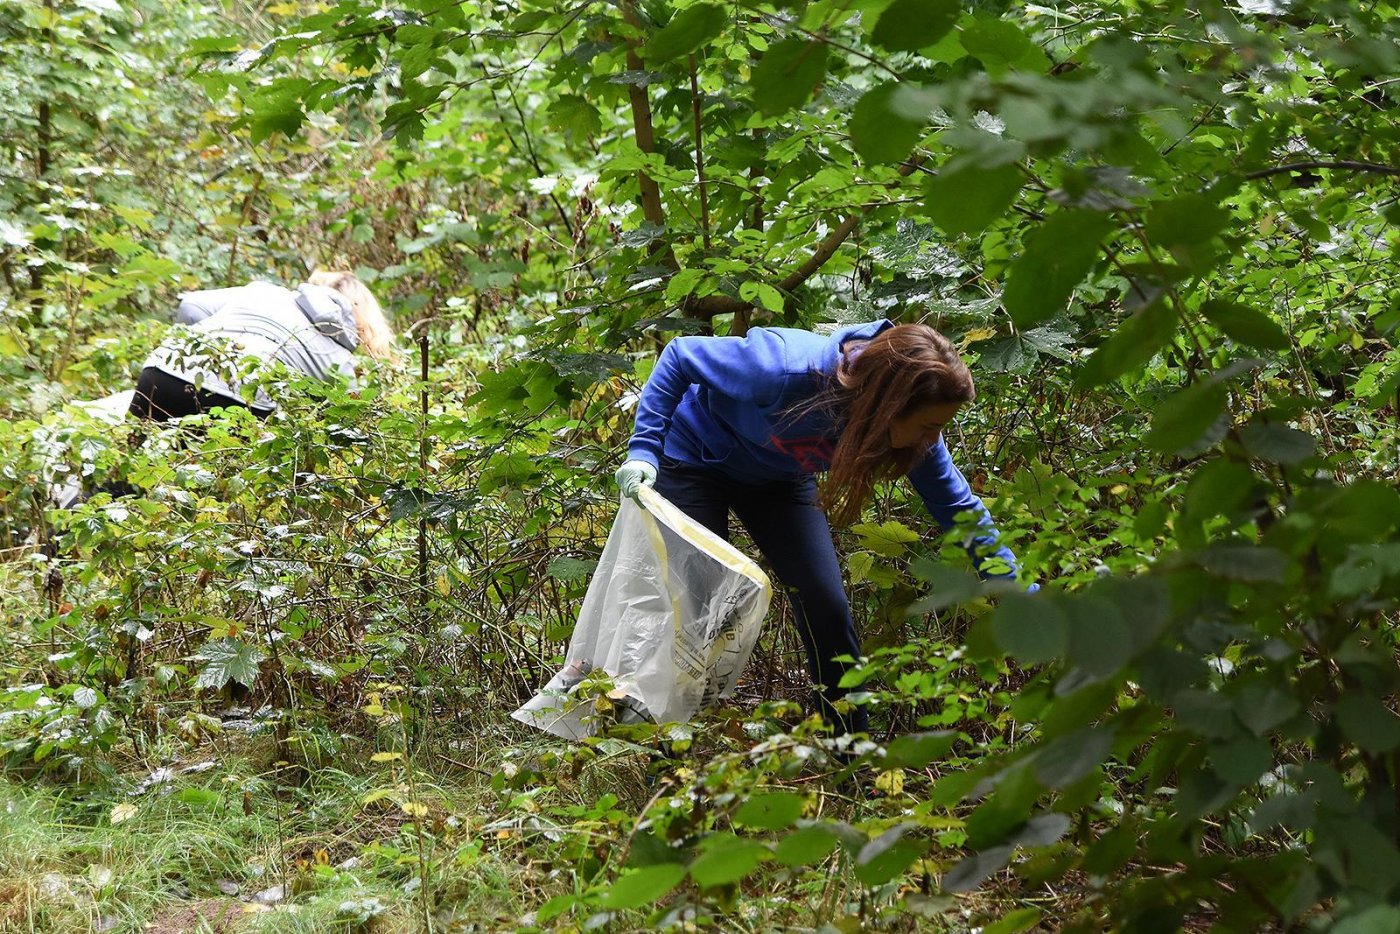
[109,802,138,825]
[850,520,920,557]
[370,751,403,763]
[875,769,905,796]
[961,326,998,348]
[267,2,299,15]
[436,573,450,597]
[401,801,429,817]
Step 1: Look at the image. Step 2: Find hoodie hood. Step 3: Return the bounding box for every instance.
[820,318,893,374]
[295,284,359,351]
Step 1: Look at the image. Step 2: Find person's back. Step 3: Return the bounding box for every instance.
[143,281,359,414]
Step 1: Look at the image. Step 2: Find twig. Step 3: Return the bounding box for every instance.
[688,155,927,318]
[689,54,712,253]
[618,1,673,262]
[1243,160,1400,180]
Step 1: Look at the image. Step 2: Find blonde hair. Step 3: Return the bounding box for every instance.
[308,270,396,359]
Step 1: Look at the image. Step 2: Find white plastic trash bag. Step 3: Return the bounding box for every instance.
[45,390,134,509]
[513,486,773,739]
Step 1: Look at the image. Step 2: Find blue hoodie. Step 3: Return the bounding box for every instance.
[627,319,1022,580]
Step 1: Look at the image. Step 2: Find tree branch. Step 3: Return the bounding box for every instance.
[618,2,673,262]
[1244,160,1400,180]
[30,0,55,313]
[687,155,927,319]
[688,54,711,254]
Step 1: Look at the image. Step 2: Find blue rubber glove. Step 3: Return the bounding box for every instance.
[614,460,657,504]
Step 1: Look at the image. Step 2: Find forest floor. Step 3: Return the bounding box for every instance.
[0,724,1007,934]
[1,727,586,933]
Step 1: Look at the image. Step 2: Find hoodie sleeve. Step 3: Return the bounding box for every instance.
[626,330,790,469]
[905,439,1021,580]
[175,287,246,325]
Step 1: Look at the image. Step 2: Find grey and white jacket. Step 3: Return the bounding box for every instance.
[143,280,360,412]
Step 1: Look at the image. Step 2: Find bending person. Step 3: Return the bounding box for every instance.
[614,319,1032,736]
[129,270,395,421]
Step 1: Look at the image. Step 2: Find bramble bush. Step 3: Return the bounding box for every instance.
[2,0,1399,929]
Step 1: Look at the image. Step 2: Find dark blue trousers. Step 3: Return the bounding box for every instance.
[655,459,869,735]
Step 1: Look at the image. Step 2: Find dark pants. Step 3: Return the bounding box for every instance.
[128,367,254,421]
[654,458,869,735]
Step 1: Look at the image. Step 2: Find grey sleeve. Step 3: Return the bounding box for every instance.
[175,287,245,325]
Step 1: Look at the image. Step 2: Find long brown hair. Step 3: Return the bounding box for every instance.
[810,323,975,527]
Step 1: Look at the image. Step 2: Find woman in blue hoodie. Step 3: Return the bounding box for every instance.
[128,270,396,421]
[614,319,1027,735]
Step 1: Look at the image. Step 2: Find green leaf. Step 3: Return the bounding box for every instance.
[751,39,828,115]
[1173,689,1239,739]
[1006,811,1071,848]
[1065,592,1133,677]
[176,788,221,808]
[1184,459,1258,523]
[1199,299,1290,350]
[924,163,1023,236]
[906,560,982,612]
[507,10,552,31]
[846,550,876,585]
[665,267,708,302]
[940,844,1013,893]
[1239,422,1316,465]
[187,35,243,54]
[850,520,920,557]
[850,82,925,165]
[1042,682,1118,737]
[546,94,601,141]
[959,17,1050,76]
[1332,906,1400,934]
[1196,544,1289,583]
[194,638,267,691]
[545,556,597,581]
[1082,821,1143,875]
[249,105,306,144]
[871,0,960,52]
[1231,680,1301,735]
[1175,769,1237,820]
[965,767,1039,849]
[880,731,957,769]
[1074,301,1178,389]
[734,792,804,830]
[642,3,727,62]
[739,280,785,312]
[597,864,686,909]
[984,907,1044,934]
[689,835,769,888]
[773,825,841,867]
[1330,544,1400,599]
[1145,194,1230,247]
[1145,381,1229,454]
[627,831,683,867]
[1033,727,1114,789]
[1004,211,1115,329]
[1337,695,1400,753]
[992,591,1066,665]
[1209,735,1272,785]
[854,824,925,885]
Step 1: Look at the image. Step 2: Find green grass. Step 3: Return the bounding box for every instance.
[0,719,988,933]
[0,742,546,934]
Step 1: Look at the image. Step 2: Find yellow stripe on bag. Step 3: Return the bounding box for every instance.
[636,486,772,591]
